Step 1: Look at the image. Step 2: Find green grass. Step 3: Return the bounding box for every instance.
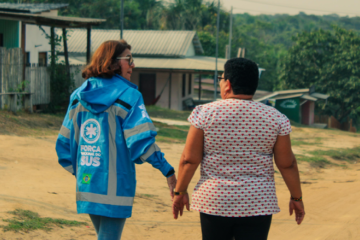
[296,155,333,168]
[291,137,322,146]
[309,147,360,162]
[147,105,191,121]
[1,209,86,233]
[296,146,360,168]
[153,121,189,143]
[136,193,158,198]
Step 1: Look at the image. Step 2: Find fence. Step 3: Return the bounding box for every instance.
[0,48,23,109]
[71,65,86,89]
[25,66,50,105]
[316,115,357,133]
[0,47,86,110]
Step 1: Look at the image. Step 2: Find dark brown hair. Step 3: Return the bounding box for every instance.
[82,40,131,79]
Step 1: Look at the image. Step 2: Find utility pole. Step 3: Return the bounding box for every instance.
[120,0,124,39]
[214,0,220,101]
[228,6,233,59]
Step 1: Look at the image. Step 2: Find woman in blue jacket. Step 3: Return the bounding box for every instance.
[56,40,176,240]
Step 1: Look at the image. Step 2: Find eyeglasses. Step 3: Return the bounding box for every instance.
[217,76,225,84]
[117,55,134,66]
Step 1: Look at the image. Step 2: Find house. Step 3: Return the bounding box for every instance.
[254,88,329,125]
[55,29,228,110]
[0,3,69,66]
[0,3,105,111]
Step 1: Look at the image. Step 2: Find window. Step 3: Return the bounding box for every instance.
[188,74,192,95]
[0,34,3,47]
[182,74,186,97]
[38,52,47,66]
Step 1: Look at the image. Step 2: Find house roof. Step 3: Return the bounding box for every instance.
[0,3,68,14]
[131,56,224,73]
[0,11,105,28]
[62,55,226,73]
[56,29,204,57]
[255,88,329,102]
[255,89,310,102]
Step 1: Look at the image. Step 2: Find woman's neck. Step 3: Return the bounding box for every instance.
[224,93,253,101]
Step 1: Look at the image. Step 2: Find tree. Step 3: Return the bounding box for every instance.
[278,26,360,123]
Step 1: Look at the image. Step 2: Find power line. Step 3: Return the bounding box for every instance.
[237,0,360,15]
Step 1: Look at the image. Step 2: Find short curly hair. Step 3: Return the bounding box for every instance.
[82,40,131,79]
[224,58,259,95]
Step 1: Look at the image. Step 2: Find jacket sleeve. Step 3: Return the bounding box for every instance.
[55,103,76,176]
[122,96,174,177]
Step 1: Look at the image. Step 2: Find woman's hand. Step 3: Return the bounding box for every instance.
[172,194,190,219]
[167,175,177,200]
[289,200,305,225]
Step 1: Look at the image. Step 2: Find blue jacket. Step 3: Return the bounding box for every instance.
[55,74,174,218]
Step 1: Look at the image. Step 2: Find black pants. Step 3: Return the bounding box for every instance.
[200,213,272,240]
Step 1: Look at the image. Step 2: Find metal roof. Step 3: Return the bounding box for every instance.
[66,55,226,73]
[0,11,106,28]
[0,3,68,14]
[133,56,225,72]
[301,94,318,101]
[255,89,310,102]
[255,89,329,102]
[272,93,304,100]
[56,29,204,57]
[310,92,329,100]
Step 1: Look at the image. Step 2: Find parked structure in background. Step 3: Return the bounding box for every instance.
[55,29,228,110]
[254,88,329,127]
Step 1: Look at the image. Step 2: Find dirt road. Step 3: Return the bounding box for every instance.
[0,129,360,240]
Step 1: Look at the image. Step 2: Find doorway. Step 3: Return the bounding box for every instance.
[139,73,156,105]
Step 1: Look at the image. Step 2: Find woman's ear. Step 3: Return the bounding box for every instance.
[224,79,232,94]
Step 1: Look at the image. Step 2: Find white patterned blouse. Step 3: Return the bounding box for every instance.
[188,99,292,217]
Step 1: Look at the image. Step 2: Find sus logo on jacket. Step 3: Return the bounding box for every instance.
[80,119,102,167]
[81,119,101,144]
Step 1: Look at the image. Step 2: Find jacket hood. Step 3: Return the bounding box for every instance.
[78,74,138,114]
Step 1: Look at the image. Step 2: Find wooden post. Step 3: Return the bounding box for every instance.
[50,27,55,68]
[24,93,33,113]
[86,27,91,64]
[50,27,55,103]
[168,72,172,109]
[198,74,202,100]
[62,28,71,82]
[10,93,17,113]
[21,22,26,82]
[0,48,4,109]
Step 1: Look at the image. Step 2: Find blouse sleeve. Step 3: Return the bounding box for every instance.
[188,105,206,130]
[278,114,292,136]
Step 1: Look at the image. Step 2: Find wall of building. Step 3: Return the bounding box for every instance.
[25,24,51,64]
[155,72,170,109]
[0,19,20,48]
[127,70,194,111]
[301,101,315,125]
[25,10,59,65]
[185,43,195,57]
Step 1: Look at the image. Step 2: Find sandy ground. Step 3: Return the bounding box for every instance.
[0,128,360,240]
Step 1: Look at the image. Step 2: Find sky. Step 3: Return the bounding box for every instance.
[218,0,360,17]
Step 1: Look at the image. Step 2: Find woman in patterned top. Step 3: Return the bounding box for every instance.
[172,58,305,240]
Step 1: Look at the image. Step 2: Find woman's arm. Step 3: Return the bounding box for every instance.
[173,125,204,219]
[273,134,305,224]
